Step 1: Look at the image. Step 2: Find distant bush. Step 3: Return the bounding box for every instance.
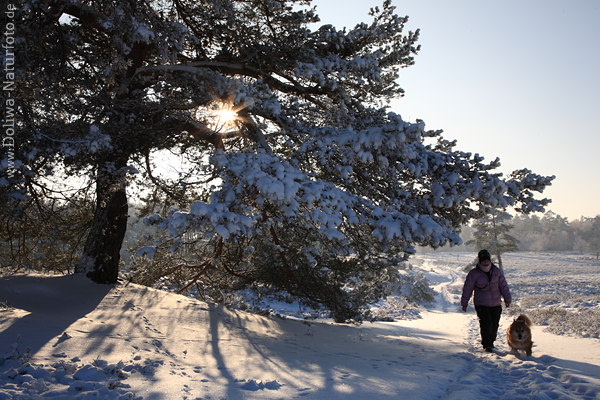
[370,297,422,321]
[528,308,599,338]
[369,261,435,321]
[0,197,93,274]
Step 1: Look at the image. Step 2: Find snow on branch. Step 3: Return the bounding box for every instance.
[157,147,464,251]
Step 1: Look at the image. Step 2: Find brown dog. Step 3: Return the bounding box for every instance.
[507,315,533,356]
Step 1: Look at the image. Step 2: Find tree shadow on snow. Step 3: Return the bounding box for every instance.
[205,303,251,399]
[0,274,111,357]
[204,306,464,399]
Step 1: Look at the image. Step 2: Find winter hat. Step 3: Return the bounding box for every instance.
[478,249,491,263]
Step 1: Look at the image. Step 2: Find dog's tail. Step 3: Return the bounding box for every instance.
[516,314,532,327]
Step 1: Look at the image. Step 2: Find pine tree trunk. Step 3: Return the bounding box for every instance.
[497,253,503,271]
[76,160,129,283]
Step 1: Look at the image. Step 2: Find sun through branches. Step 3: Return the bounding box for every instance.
[195,101,240,133]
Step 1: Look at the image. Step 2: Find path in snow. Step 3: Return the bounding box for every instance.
[414,254,600,400]
[444,316,598,400]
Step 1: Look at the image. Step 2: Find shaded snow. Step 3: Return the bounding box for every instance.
[1,252,599,399]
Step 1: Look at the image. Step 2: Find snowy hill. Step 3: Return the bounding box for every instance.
[1,252,599,399]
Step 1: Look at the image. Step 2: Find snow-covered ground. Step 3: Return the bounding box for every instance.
[0,252,599,399]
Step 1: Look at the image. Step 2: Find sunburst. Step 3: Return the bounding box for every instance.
[194,101,240,133]
[212,104,238,129]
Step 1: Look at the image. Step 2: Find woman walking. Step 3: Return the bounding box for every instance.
[461,249,512,352]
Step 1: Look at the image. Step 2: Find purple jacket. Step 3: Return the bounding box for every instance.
[461,264,511,308]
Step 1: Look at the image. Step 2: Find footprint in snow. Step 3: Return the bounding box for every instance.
[53,331,72,347]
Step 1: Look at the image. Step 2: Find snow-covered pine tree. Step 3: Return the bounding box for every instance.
[466,208,519,270]
[7,0,554,321]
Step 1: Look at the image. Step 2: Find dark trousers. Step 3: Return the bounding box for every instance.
[475,305,502,348]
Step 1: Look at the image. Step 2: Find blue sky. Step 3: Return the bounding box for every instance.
[312,0,600,220]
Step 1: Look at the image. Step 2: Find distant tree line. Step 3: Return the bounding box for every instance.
[457,211,600,255]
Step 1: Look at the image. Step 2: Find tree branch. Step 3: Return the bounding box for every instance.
[48,0,111,34]
[136,61,327,108]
